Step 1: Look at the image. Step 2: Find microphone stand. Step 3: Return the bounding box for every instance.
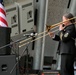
[0,36,28,50]
[10,35,32,75]
[25,44,29,75]
[10,41,30,75]
[24,35,32,75]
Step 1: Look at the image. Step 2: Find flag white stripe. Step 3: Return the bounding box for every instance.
[0,3,6,12]
[0,3,8,27]
[0,21,7,27]
[0,12,6,20]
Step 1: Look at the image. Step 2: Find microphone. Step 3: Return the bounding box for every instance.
[23,33,38,37]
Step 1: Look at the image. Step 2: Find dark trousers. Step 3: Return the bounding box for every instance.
[60,54,75,75]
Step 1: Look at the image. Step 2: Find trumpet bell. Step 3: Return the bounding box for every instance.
[46,25,51,32]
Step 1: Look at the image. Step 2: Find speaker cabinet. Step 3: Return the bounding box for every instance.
[0,27,11,55]
[0,55,16,75]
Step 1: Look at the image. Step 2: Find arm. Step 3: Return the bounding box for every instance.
[48,32,60,41]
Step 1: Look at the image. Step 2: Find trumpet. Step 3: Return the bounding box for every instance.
[19,16,76,48]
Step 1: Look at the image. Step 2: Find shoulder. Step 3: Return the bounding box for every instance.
[65,24,75,30]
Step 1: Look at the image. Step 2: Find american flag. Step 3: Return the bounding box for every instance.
[0,0,8,27]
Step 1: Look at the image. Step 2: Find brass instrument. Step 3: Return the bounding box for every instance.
[19,17,76,48]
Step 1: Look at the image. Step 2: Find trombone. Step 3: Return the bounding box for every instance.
[19,17,76,48]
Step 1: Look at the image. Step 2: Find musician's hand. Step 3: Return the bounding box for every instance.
[48,32,54,38]
[59,24,65,31]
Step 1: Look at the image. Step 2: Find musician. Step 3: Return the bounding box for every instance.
[49,13,76,75]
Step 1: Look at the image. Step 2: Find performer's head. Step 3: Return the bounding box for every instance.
[62,13,75,26]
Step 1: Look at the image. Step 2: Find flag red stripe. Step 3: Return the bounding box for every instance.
[0,3,8,27]
[0,16,8,26]
[0,8,6,16]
